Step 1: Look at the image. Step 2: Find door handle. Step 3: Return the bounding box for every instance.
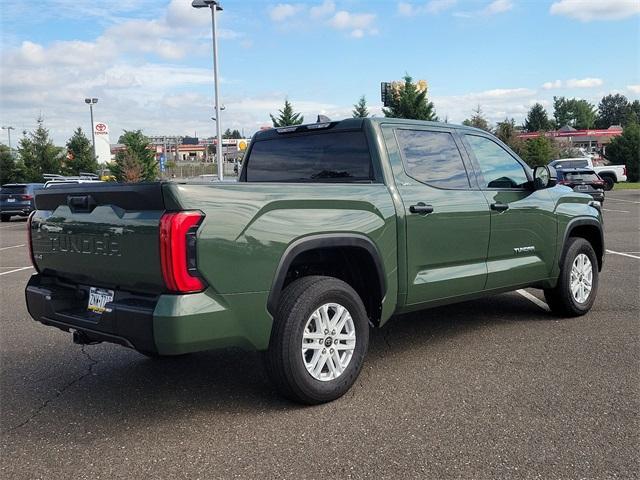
[490,202,509,212]
[409,202,434,215]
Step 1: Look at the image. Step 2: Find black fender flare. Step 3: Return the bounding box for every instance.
[266,233,387,315]
[560,217,604,270]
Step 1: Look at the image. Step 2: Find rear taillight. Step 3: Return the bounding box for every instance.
[21,194,33,200]
[557,180,568,185]
[623,166,627,176]
[159,211,206,293]
[27,212,39,272]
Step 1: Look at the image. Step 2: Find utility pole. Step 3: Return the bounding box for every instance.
[84,98,98,161]
[192,0,224,181]
[1,126,15,156]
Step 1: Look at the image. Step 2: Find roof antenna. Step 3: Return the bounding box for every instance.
[317,114,331,123]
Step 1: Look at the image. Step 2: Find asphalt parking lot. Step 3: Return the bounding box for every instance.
[1,190,638,479]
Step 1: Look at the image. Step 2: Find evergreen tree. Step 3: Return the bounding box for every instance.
[495,118,525,157]
[352,95,369,118]
[523,103,552,132]
[110,130,157,182]
[462,105,491,131]
[0,144,25,184]
[624,100,640,127]
[522,134,556,167]
[17,119,64,181]
[606,121,640,182]
[553,96,572,128]
[270,99,304,127]
[222,128,234,139]
[65,127,97,175]
[596,94,630,128]
[382,74,437,121]
[231,129,242,139]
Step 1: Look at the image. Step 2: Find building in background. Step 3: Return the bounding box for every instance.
[517,125,623,159]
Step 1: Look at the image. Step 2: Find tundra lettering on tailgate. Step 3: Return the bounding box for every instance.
[50,233,121,256]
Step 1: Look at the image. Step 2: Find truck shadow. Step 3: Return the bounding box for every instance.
[3,292,554,435]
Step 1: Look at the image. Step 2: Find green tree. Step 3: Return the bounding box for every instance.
[596,94,630,129]
[462,105,491,131]
[573,99,597,129]
[382,74,437,121]
[0,144,25,184]
[553,96,596,129]
[495,118,526,157]
[352,95,369,118]
[17,119,64,181]
[624,100,640,126]
[222,128,234,139]
[522,134,556,167]
[606,122,640,182]
[65,127,97,175]
[553,96,572,128]
[523,103,552,132]
[110,130,157,182]
[270,99,304,127]
[231,129,242,139]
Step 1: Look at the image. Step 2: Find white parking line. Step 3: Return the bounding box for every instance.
[606,197,640,205]
[603,208,630,213]
[0,266,33,276]
[0,244,25,251]
[516,289,550,312]
[606,249,640,260]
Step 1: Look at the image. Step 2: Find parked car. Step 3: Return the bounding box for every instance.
[549,157,626,191]
[556,168,605,204]
[25,118,604,404]
[43,173,103,189]
[0,183,44,222]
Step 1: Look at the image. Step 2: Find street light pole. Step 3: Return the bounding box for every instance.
[84,98,98,162]
[192,0,224,181]
[1,126,15,156]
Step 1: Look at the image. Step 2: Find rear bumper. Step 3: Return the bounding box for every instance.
[0,206,33,216]
[25,274,271,355]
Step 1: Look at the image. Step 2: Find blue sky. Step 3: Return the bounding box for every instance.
[1,0,639,145]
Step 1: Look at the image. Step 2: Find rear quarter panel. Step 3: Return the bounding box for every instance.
[167,182,398,332]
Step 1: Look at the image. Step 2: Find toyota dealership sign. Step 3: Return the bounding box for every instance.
[93,122,111,162]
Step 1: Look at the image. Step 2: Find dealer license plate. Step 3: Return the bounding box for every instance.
[577,185,588,190]
[7,198,15,202]
[87,287,114,314]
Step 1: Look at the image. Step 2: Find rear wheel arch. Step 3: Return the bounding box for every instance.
[561,219,604,271]
[267,234,386,325]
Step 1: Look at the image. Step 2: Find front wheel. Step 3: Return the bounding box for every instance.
[544,237,599,317]
[265,276,369,404]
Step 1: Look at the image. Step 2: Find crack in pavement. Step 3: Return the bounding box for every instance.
[3,346,99,434]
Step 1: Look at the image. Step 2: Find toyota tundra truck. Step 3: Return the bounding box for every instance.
[25,118,604,404]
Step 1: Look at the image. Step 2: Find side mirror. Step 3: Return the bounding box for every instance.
[533,165,557,189]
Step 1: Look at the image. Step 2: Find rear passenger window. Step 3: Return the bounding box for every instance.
[245,131,373,182]
[395,129,470,189]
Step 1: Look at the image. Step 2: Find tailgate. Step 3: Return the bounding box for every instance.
[31,183,170,294]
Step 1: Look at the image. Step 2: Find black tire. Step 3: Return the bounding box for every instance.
[601,176,614,191]
[0,214,10,222]
[544,237,599,317]
[265,275,369,405]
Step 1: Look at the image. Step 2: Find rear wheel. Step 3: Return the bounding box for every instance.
[0,214,10,222]
[544,237,599,317]
[601,176,614,191]
[265,276,369,404]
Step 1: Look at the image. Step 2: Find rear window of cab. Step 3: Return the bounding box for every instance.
[243,131,374,183]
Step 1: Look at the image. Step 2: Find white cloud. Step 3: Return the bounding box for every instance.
[550,0,640,22]
[329,11,377,36]
[483,0,513,15]
[397,0,457,16]
[310,0,336,19]
[566,77,603,88]
[627,85,640,94]
[269,3,303,22]
[542,80,563,89]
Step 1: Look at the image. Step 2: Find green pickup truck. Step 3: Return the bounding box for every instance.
[25,118,604,404]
